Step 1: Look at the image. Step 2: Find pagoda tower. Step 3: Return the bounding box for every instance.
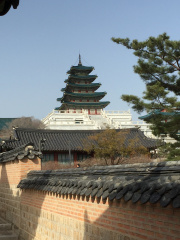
[55,55,110,115]
[43,56,152,137]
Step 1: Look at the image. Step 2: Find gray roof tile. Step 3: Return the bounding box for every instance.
[17,161,180,208]
[2,128,158,152]
[0,143,41,162]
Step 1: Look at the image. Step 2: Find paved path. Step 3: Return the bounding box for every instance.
[0,217,18,240]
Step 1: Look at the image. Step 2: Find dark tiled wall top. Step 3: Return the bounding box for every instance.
[18,161,180,208]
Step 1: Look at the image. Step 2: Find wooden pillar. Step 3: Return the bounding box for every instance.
[54,152,58,162]
[74,152,77,167]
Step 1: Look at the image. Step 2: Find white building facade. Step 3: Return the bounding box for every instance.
[42,109,155,138]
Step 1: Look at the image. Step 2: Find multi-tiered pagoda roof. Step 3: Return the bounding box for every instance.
[55,55,110,114]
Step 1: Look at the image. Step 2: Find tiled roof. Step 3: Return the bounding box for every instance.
[65,74,97,81]
[68,74,97,79]
[57,101,110,110]
[0,143,41,163]
[17,161,180,208]
[57,92,106,102]
[139,109,180,120]
[61,91,107,98]
[67,66,94,75]
[2,128,158,152]
[61,83,101,92]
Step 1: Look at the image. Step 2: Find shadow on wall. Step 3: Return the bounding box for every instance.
[0,162,22,236]
[82,197,130,240]
[82,197,180,240]
[20,180,48,239]
[82,198,139,240]
[0,158,46,240]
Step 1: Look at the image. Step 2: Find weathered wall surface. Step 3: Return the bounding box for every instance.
[20,190,180,240]
[0,159,180,240]
[0,158,41,232]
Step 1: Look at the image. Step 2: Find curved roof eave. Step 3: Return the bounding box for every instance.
[63,92,107,98]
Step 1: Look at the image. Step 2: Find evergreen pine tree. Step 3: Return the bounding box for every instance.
[112,33,180,160]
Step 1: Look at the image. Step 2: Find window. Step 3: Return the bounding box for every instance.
[77,153,89,162]
[75,119,83,124]
[42,153,54,162]
[58,153,74,164]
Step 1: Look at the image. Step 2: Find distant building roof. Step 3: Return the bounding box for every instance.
[0,118,16,131]
[67,65,94,75]
[65,74,97,82]
[1,128,158,152]
[61,83,101,92]
[56,101,110,111]
[139,109,180,120]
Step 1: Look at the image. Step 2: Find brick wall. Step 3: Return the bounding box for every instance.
[0,159,180,240]
[0,158,41,229]
[0,158,41,185]
[19,190,180,240]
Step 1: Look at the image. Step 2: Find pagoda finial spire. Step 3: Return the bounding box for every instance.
[78,54,82,66]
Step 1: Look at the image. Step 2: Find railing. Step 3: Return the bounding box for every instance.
[42,109,90,122]
[104,110,131,114]
[42,111,54,122]
[52,109,88,114]
[131,120,150,125]
[49,121,95,126]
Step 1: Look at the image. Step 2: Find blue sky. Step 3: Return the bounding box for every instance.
[1,0,180,120]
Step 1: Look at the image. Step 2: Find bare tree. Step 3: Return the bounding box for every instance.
[84,129,148,165]
[1,116,45,139]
